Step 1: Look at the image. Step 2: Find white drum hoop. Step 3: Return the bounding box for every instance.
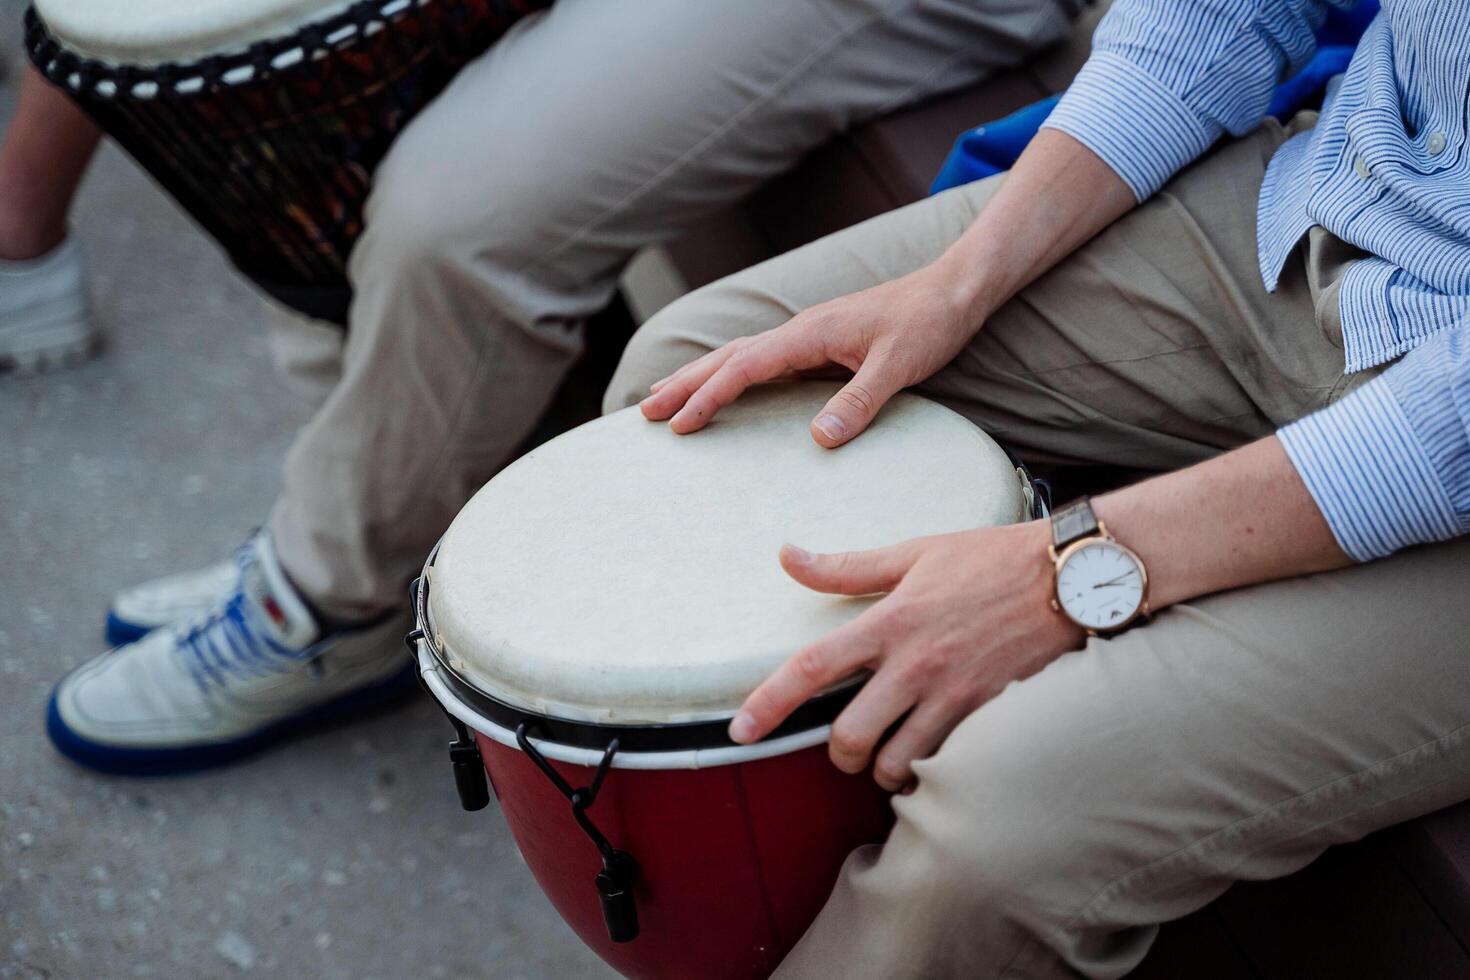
[415,638,832,771]
[409,554,854,770]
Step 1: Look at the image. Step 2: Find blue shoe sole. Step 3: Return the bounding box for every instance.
[46,662,421,777]
[104,610,151,648]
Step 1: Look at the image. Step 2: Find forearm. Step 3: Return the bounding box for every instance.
[937,136,1346,608]
[931,129,1137,325]
[1093,436,1351,610]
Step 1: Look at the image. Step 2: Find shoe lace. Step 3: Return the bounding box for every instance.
[174,590,300,695]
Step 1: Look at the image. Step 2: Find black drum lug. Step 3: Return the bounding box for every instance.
[595,849,641,944]
[448,724,491,812]
[405,578,489,812]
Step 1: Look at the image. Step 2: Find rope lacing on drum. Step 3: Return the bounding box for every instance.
[153,64,180,101]
[247,42,275,81]
[297,24,327,57]
[197,55,227,90]
[350,4,381,33]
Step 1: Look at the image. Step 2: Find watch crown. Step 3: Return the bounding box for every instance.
[1049,598,1060,612]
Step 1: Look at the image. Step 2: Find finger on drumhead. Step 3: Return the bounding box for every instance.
[871,698,956,792]
[670,337,821,434]
[648,360,705,394]
[729,617,882,744]
[654,344,731,394]
[810,362,904,448]
[825,672,917,775]
[780,541,918,596]
[640,346,736,420]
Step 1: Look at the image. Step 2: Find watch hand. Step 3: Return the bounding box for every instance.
[1091,575,1133,589]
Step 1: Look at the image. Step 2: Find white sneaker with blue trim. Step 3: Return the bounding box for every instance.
[0,237,95,373]
[48,531,413,775]
[104,558,238,647]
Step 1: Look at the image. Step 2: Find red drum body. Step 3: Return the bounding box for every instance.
[480,735,892,979]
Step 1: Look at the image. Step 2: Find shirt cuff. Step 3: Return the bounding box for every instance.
[1278,376,1462,562]
[1040,51,1220,202]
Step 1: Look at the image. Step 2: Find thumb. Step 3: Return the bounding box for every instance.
[779,541,919,596]
[810,359,905,448]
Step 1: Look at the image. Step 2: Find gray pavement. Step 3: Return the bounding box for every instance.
[0,21,613,980]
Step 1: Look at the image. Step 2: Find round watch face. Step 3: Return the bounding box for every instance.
[1055,539,1146,631]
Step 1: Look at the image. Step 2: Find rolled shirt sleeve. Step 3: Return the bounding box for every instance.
[1031,0,1470,563]
[1040,0,1335,201]
[1279,326,1470,561]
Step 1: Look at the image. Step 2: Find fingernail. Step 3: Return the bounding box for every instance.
[784,544,813,563]
[729,712,757,743]
[814,414,847,441]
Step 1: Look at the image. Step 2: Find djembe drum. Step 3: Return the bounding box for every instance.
[24,0,549,323]
[409,383,1044,979]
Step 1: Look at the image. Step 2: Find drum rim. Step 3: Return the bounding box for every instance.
[412,555,863,755]
[415,639,837,770]
[26,0,424,96]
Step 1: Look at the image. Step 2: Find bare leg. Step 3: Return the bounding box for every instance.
[0,63,100,260]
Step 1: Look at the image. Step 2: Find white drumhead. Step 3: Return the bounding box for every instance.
[428,383,1027,726]
[34,0,364,65]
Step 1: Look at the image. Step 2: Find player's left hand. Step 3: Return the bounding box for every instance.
[729,521,1085,792]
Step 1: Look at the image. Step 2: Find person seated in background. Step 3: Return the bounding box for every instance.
[44,0,1085,775]
[605,0,1470,975]
[0,62,98,372]
[0,60,340,393]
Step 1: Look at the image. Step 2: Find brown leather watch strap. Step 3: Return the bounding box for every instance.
[1051,496,1100,549]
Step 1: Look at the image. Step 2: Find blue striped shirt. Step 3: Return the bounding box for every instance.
[1040,0,1470,561]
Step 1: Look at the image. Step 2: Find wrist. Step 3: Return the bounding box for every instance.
[1087,492,1185,608]
[927,246,1006,328]
[1001,519,1089,645]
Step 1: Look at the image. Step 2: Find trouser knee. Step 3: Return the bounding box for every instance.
[604,304,709,413]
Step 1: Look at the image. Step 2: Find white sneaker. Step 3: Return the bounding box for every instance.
[105,559,238,646]
[49,531,414,775]
[0,237,96,373]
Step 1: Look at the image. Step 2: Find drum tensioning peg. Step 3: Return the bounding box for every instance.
[447,728,492,812]
[595,849,640,944]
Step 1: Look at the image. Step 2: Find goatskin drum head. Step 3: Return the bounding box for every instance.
[428,382,1026,725]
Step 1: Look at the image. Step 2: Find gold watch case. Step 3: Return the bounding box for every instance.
[1047,520,1151,636]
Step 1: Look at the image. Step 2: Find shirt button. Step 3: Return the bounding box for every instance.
[1354,155,1371,178]
[1427,131,1447,156]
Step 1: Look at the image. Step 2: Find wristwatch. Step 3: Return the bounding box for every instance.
[1048,496,1149,635]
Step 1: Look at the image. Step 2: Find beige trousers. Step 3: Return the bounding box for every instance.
[262,0,1081,620]
[604,119,1470,978]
